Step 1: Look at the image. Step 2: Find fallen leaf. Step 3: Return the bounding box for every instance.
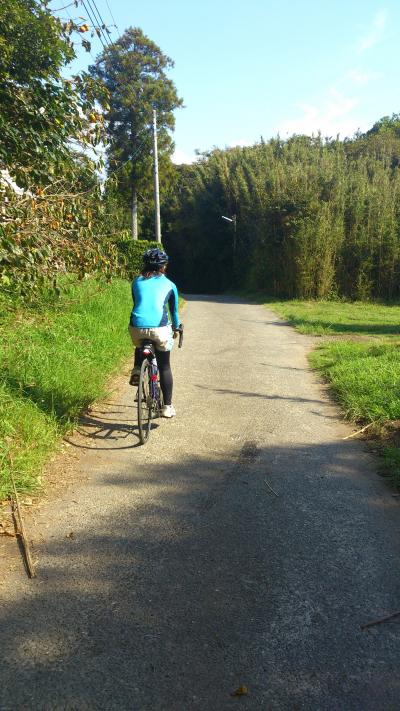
[231,685,249,696]
[0,528,15,537]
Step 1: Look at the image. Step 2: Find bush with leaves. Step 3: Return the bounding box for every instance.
[0,178,118,301]
[0,0,109,188]
[113,234,161,280]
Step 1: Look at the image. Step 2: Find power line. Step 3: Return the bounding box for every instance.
[104,0,120,35]
[64,5,98,61]
[102,128,153,183]
[85,0,113,47]
[80,0,108,50]
[53,1,79,11]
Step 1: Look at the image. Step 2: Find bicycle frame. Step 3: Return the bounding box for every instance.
[136,327,183,444]
[140,342,162,409]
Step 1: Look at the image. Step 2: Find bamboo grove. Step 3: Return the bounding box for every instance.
[164,124,400,299]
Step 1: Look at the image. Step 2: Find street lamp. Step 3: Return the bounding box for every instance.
[221,214,237,255]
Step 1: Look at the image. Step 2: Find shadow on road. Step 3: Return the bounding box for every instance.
[195,384,327,408]
[260,362,309,372]
[183,294,247,305]
[63,404,155,451]
[1,440,400,710]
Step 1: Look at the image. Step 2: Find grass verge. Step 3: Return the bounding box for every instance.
[260,298,400,487]
[0,278,132,500]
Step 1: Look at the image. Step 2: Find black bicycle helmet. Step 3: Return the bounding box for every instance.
[143,248,169,269]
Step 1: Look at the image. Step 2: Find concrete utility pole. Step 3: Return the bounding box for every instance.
[131,189,138,241]
[152,109,162,243]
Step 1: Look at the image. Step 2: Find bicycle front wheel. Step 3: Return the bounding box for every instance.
[137,358,152,444]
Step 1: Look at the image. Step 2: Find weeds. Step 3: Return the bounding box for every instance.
[0,278,132,500]
[264,298,400,486]
[381,448,400,488]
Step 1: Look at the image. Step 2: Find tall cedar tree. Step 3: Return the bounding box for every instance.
[90,28,183,239]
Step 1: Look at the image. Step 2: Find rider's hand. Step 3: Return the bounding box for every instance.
[173,330,179,339]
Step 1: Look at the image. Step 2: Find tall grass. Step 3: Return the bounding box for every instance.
[309,341,400,423]
[265,300,400,337]
[264,298,400,485]
[0,278,132,500]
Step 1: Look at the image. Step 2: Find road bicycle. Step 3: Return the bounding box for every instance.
[136,325,183,445]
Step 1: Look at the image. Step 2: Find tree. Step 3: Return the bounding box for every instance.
[0,0,107,186]
[366,114,400,136]
[90,27,183,239]
[165,133,400,299]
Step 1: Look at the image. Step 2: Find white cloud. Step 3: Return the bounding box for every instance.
[357,10,387,53]
[346,68,380,86]
[279,89,361,139]
[171,147,198,164]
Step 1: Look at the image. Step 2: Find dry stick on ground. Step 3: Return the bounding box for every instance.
[264,479,279,497]
[343,423,374,440]
[8,454,36,579]
[361,611,400,629]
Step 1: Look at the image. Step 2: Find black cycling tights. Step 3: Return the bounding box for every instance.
[134,349,173,406]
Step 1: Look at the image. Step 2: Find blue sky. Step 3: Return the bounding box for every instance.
[55,0,400,163]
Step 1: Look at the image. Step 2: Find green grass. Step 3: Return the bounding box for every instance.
[381,447,400,486]
[308,341,400,423]
[262,299,400,337]
[261,298,400,487]
[0,278,132,500]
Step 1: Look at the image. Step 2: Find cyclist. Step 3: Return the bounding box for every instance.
[128,248,181,418]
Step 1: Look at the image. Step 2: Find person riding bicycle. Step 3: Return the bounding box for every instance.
[128,248,181,418]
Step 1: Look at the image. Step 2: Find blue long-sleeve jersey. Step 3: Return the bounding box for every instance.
[130,274,180,329]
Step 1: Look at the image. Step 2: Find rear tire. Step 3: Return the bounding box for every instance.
[138,358,152,444]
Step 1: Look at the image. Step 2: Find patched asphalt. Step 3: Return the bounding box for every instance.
[1,295,400,710]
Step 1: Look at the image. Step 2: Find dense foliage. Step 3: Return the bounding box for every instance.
[90,27,182,239]
[165,125,400,299]
[0,0,107,187]
[0,173,159,301]
[0,278,133,499]
[0,2,172,302]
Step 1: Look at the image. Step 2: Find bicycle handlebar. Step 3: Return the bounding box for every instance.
[176,323,184,348]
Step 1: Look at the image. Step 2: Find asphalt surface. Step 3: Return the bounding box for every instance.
[1,295,400,711]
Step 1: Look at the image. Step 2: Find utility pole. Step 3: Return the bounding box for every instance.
[131,188,138,240]
[152,108,162,243]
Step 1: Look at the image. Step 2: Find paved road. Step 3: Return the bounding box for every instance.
[1,296,400,711]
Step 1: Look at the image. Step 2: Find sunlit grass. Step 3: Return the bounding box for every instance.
[264,299,400,337]
[0,279,186,500]
[262,298,400,486]
[0,278,132,500]
[309,341,400,423]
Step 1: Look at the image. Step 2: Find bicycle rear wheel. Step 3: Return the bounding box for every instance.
[137,358,152,444]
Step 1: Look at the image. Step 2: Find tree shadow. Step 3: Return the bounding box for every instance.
[239,318,291,327]
[260,362,309,372]
[2,442,400,709]
[195,384,326,407]
[183,294,248,305]
[286,317,400,336]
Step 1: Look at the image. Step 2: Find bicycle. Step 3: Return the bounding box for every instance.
[136,325,183,445]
